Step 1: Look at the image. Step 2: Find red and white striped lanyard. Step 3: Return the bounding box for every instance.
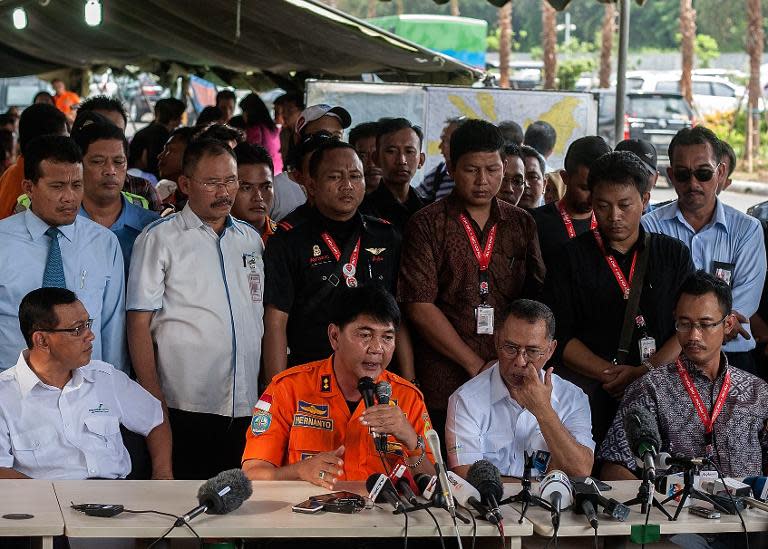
[556,199,596,239]
[675,357,731,454]
[458,214,497,299]
[592,229,638,300]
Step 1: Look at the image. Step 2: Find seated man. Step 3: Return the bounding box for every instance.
[242,285,434,488]
[600,271,768,479]
[447,299,594,479]
[0,288,171,479]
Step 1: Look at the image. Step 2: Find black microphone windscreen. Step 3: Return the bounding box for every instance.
[375,381,392,405]
[414,473,432,494]
[623,407,661,455]
[467,460,504,502]
[357,377,375,393]
[197,468,253,515]
[365,473,396,503]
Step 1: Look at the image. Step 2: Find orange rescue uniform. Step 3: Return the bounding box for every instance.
[242,356,434,480]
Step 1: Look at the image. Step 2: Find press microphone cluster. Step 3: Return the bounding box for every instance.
[466,460,504,525]
[573,478,630,530]
[538,470,573,530]
[177,468,253,526]
[425,428,457,519]
[624,407,661,481]
[358,376,392,452]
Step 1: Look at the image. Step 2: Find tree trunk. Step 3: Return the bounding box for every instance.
[499,2,513,88]
[542,1,557,90]
[450,0,460,17]
[396,0,404,16]
[680,0,696,104]
[599,2,616,88]
[746,0,763,171]
[367,0,376,18]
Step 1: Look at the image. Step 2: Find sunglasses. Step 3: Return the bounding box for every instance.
[672,163,721,183]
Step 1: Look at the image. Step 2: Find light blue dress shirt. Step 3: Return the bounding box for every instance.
[642,199,766,352]
[0,209,127,371]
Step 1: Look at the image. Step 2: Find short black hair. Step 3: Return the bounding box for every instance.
[587,150,651,195]
[182,138,236,177]
[520,145,546,175]
[72,121,128,157]
[168,125,198,144]
[524,121,557,157]
[505,299,556,340]
[330,285,401,330]
[503,142,523,160]
[33,91,54,105]
[19,287,79,348]
[196,106,225,128]
[720,140,736,177]
[0,129,14,165]
[449,119,504,168]
[676,270,732,317]
[78,95,127,125]
[0,113,15,127]
[234,141,274,174]
[498,120,524,146]
[195,123,246,145]
[376,117,423,148]
[293,131,337,174]
[308,140,357,179]
[216,89,236,104]
[668,126,721,165]
[348,121,380,148]
[154,98,186,125]
[564,135,612,174]
[24,135,82,182]
[19,103,67,154]
[274,91,305,110]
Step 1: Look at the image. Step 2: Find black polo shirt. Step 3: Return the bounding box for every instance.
[264,207,401,367]
[531,202,593,271]
[359,182,424,234]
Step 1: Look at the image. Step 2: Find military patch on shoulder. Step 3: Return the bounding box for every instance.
[321,375,331,392]
[422,412,432,434]
[250,410,272,435]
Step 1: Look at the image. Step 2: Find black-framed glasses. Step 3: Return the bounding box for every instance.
[502,175,525,188]
[41,319,94,337]
[674,316,727,333]
[673,163,721,183]
[499,343,547,361]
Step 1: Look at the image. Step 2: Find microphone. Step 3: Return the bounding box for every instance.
[654,452,708,470]
[624,407,661,480]
[358,377,381,450]
[374,381,392,452]
[388,460,420,504]
[449,469,499,525]
[539,470,573,530]
[178,469,252,525]
[744,476,768,501]
[467,460,504,523]
[366,473,407,512]
[573,480,600,530]
[425,429,457,518]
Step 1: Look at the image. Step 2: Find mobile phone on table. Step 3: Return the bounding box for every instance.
[689,505,720,519]
[292,498,324,514]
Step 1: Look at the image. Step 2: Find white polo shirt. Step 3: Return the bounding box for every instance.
[0,352,162,479]
[127,204,264,417]
[446,362,595,477]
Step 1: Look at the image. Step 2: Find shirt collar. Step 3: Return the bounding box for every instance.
[179,203,237,234]
[24,208,76,242]
[445,193,507,223]
[680,352,730,382]
[13,351,91,398]
[667,199,728,233]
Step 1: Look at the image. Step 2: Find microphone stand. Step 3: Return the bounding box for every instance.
[499,452,552,524]
[660,464,729,519]
[623,458,672,520]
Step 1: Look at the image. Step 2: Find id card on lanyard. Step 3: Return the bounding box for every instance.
[459,214,498,335]
[321,232,361,288]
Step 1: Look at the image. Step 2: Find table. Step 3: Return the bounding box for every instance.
[0,480,64,549]
[515,480,768,538]
[54,480,532,547]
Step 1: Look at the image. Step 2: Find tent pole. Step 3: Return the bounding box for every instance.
[614,0,630,144]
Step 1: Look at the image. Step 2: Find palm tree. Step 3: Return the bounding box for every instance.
[679,0,696,104]
[599,2,616,89]
[367,0,376,18]
[542,1,557,89]
[745,0,763,170]
[499,2,513,88]
[451,0,460,16]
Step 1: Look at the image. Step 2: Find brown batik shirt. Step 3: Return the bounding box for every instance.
[598,353,768,477]
[398,194,545,411]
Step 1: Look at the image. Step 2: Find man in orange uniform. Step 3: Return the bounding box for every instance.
[242,285,434,489]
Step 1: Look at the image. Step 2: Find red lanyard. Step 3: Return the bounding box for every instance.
[321,232,361,287]
[675,357,731,435]
[458,214,497,272]
[592,230,638,300]
[556,199,596,239]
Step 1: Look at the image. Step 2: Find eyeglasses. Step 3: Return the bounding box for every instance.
[674,316,727,333]
[192,177,239,192]
[499,344,547,361]
[672,163,721,184]
[502,175,525,188]
[41,318,93,337]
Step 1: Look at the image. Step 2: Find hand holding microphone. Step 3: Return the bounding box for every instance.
[359,378,417,453]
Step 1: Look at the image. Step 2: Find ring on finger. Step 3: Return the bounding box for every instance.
[318,470,326,480]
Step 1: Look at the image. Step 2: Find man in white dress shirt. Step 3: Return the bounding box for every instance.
[446,299,594,478]
[0,287,170,479]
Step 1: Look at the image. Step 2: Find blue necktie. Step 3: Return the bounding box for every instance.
[42,227,66,288]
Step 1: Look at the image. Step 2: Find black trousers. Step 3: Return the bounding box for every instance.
[168,408,251,480]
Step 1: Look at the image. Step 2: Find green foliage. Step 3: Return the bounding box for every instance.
[557,58,595,90]
[695,34,720,68]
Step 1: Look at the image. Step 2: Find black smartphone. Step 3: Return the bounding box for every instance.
[292,499,324,514]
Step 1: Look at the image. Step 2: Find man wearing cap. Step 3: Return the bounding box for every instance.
[614,139,660,213]
[531,136,611,271]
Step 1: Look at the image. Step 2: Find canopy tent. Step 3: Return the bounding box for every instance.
[0,0,483,87]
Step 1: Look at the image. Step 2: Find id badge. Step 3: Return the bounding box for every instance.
[638,336,656,360]
[475,305,494,335]
[248,272,262,303]
[712,261,735,286]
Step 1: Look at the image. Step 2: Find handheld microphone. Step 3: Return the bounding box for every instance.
[358,377,381,450]
[178,469,252,525]
[744,476,768,501]
[388,460,420,504]
[624,407,661,481]
[467,460,504,523]
[573,480,600,530]
[366,473,407,512]
[425,429,457,518]
[374,381,392,452]
[539,470,573,530]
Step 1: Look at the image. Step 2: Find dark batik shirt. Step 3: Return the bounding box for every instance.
[398,193,545,411]
[598,354,768,477]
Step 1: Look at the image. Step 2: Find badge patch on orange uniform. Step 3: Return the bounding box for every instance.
[297,401,329,417]
[293,413,333,430]
[321,375,331,392]
[251,410,272,435]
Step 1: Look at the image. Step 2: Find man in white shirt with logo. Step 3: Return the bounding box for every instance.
[446,299,594,478]
[0,287,169,479]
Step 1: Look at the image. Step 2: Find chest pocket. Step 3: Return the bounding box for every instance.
[482,432,513,455]
[83,415,121,449]
[288,412,337,454]
[75,276,107,323]
[10,425,57,467]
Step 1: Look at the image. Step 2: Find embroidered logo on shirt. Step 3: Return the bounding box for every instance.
[250,410,272,435]
[297,401,329,417]
[300,452,317,461]
[313,245,321,257]
[365,248,386,255]
[293,413,333,431]
[88,403,110,414]
[254,393,273,413]
[321,375,331,392]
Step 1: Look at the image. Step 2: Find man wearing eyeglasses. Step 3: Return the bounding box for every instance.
[127,138,264,480]
[496,142,526,207]
[642,127,766,376]
[446,299,594,479]
[599,271,768,479]
[0,287,171,480]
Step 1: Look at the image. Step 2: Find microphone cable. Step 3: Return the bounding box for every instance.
[710,457,749,549]
[402,507,409,549]
[129,509,201,549]
[497,520,505,549]
[424,506,447,549]
[458,503,477,549]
